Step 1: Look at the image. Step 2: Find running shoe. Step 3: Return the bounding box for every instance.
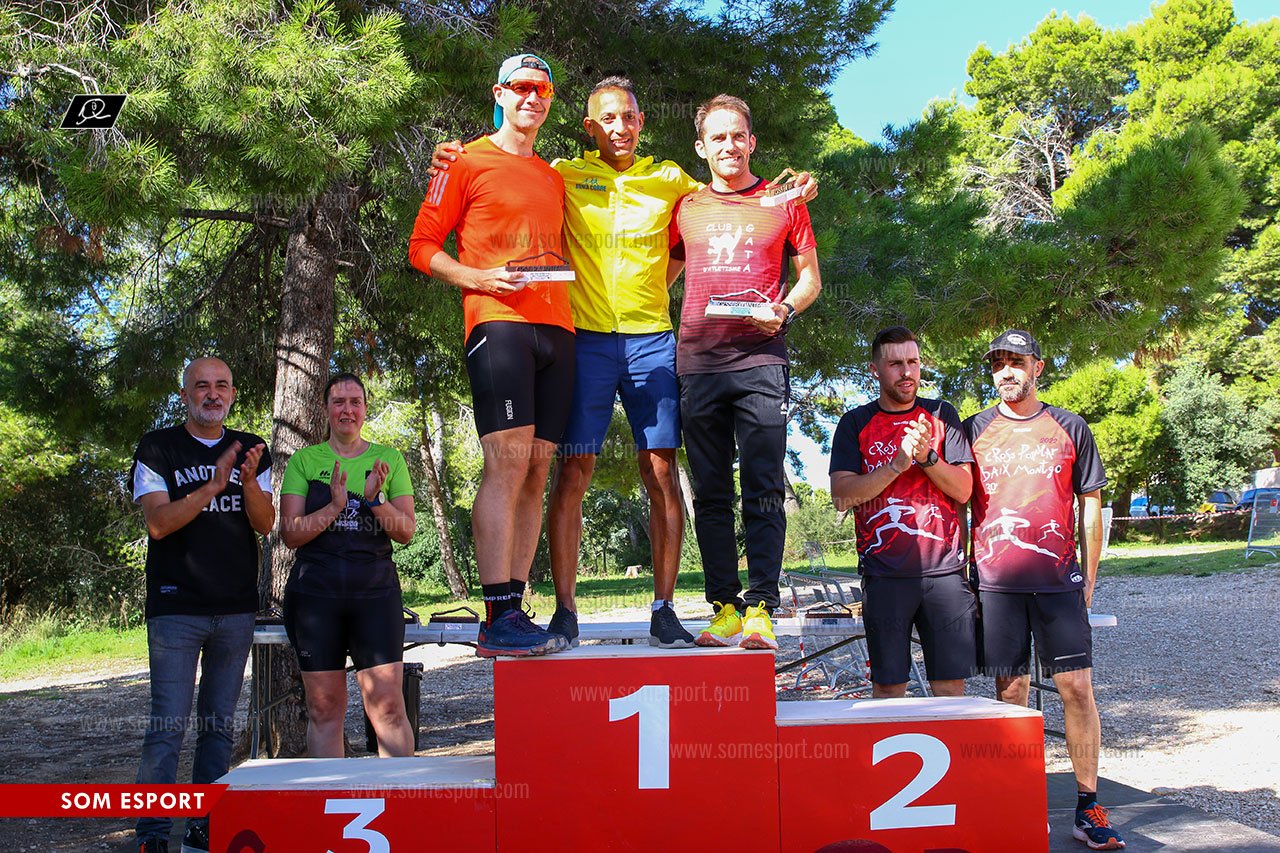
[1073,803,1125,850]
[138,838,169,853]
[181,817,209,853]
[475,609,568,657]
[695,602,742,647]
[547,604,580,647]
[649,603,695,648]
[739,603,779,650]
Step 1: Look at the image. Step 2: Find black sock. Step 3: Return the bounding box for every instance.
[509,579,526,603]
[482,583,513,624]
[1077,791,1097,811]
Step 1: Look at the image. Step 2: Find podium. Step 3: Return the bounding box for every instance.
[214,646,1048,852]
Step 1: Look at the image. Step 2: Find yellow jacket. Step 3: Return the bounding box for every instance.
[554,151,702,333]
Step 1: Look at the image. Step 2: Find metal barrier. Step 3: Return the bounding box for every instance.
[1245,494,1280,559]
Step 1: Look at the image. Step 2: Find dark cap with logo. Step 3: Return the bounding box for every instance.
[984,329,1042,359]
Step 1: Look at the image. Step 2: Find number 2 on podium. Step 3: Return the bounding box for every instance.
[608,685,670,789]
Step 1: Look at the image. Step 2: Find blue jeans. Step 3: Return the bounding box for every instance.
[135,612,254,841]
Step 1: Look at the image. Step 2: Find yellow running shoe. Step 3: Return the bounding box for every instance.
[695,602,742,647]
[739,603,778,650]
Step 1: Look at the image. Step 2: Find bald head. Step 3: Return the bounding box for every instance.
[180,357,236,431]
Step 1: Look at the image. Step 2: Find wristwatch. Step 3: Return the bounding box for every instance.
[782,301,797,325]
[364,491,385,508]
[920,449,939,468]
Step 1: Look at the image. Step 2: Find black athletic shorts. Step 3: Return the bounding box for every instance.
[283,587,405,672]
[464,321,574,442]
[861,571,978,686]
[979,588,1092,677]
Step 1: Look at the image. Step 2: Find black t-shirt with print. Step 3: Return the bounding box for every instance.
[131,425,271,617]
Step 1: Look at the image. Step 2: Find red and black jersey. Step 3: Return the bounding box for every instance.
[829,398,973,577]
[963,404,1106,593]
[669,177,816,376]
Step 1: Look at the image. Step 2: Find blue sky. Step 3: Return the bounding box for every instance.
[834,0,1277,144]
[775,0,1278,488]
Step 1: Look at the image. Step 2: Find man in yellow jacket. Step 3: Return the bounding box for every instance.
[432,76,813,649]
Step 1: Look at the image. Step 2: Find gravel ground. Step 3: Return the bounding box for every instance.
[2,564,1277,849]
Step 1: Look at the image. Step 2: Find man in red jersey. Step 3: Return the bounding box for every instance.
[964,329,1125,851]
[829,326,976,698]
[408,53,571,657]
[668,94,821,650]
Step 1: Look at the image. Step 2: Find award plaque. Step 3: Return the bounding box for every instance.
[705,288,776,321]
[760,167,804,207]
[506,250,576,282]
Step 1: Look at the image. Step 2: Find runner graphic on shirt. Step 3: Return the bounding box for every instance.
[867,497,945,551]
[1039,519,1067,542]
[981,507,1057,560]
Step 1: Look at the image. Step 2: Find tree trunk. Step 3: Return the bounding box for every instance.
[676,460,696,522]
[782,471,802,515]
[253,188,348,758]
[418,402,467,600]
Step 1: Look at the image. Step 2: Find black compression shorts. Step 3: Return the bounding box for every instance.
[283,587,405,672]
[464,321,574,442]
[861,571,978,685]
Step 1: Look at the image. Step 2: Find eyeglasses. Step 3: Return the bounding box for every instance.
[501,80,554,99]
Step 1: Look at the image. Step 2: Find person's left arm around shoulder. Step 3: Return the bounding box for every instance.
[239,442,275,536]
[363,458,416,545]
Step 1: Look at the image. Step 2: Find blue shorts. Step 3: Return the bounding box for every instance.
[560,330,681,456]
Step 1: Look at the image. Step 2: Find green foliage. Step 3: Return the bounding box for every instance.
[1157,359,1277,507]
[1039,361,1162,500]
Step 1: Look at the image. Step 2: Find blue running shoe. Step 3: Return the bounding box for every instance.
[1074,803,1125,850]
[475,608,568,657]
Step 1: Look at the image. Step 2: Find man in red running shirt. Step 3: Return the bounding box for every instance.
[964,329,1125,851]
[668,94,822,650]
[829,326,977,698]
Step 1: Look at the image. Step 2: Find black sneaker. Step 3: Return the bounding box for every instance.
[181,817,209,853]
[649,602,695,648]
[547,604,580,647]
[475,608,568,657]
[138,837,169,853]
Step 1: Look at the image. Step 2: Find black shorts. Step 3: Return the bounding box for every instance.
[979,589,1092,677]
[860,571,978,686]
[283,587,405,672]
[465,321,574,442]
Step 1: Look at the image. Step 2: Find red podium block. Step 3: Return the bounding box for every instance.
[776,697,1048,853]
[494,645,779,852]
[211,756,495,852]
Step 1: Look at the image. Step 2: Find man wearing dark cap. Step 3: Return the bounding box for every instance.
[409,53,571,656]
[963,330,1125,851]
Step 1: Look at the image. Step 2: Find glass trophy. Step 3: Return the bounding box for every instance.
[505,250,576,281]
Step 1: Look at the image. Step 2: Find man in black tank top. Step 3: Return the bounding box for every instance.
[129,357,274,853]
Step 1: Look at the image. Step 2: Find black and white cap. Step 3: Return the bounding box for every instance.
[984,329,1042,359]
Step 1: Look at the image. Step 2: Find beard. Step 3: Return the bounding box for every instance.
[997,376,1034,404]
[188,400,227,427]
[882,381,916,406]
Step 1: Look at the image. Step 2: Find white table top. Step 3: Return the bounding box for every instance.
[252,613,1116,645]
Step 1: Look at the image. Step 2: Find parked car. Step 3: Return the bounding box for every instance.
[1197,490,1237,513]
[1128,496,1172,517]
[1234,488,1280,513]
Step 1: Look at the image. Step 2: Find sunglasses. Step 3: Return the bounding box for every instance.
[501,80,555,99]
